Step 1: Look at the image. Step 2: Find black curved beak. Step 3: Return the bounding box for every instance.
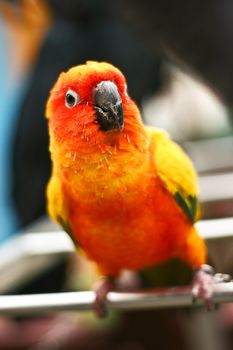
[93,81,124,131]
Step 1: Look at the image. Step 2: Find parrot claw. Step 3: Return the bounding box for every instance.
[93,278,114,318]
[213,272,231,283]
[191,264,215,310]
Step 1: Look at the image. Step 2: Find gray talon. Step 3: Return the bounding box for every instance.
[214,273,231,283]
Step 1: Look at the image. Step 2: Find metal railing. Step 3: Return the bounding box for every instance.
[0,283,232,316]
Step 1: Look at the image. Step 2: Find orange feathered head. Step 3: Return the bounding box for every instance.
[46,61,144,155]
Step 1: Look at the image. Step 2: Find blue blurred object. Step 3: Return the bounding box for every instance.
[0,19,28,241]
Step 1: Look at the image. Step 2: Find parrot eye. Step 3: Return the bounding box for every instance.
[65,89,80,108]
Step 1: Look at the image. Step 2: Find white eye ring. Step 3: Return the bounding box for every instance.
[65,89,80,108]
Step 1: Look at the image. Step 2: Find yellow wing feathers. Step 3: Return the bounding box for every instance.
[147,126,199,222]
[47,175,62,223]
[46,173,72,233]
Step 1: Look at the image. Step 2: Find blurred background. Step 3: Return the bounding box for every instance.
[0,0,233,349]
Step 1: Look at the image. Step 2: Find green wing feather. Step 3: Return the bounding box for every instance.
[174,193,198,223]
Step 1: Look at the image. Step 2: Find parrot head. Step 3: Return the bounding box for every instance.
[46,61,145,157]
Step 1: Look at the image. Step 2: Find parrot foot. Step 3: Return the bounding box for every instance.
[93,271,141,318]
[93,277,114,318]
[213,272,231,283]
[191,264,215,310]
[192,265,232,310]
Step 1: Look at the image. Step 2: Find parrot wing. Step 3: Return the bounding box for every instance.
[46,173,72,235]
[146,126,199,223]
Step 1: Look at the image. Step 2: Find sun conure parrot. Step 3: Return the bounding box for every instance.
[46,61,218,316]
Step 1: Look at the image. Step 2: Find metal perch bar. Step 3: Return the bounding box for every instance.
[0,283,233,316]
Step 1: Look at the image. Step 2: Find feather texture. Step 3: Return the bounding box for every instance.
[46,61,206,278]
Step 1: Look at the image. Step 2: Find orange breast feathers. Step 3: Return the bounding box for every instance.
[46,61,206,277]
